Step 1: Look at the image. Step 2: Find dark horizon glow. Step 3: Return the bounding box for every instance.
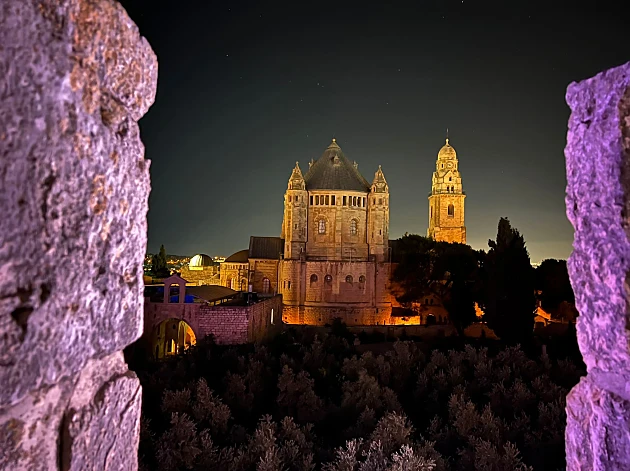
[119,1,628,263]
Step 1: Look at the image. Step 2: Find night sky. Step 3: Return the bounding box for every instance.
[119,1,628,263]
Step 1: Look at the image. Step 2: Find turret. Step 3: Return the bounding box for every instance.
[281,162,308,259]
[368,165,390,261]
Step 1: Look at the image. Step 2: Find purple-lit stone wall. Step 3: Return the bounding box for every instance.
[0,0,156,469]
[565,62,630,470]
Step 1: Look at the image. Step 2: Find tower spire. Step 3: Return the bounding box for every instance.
[446,127,449,144]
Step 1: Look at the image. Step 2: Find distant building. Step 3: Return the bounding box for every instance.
[427,138,466,244]
[220,250,249,291]
[179,253,221,286]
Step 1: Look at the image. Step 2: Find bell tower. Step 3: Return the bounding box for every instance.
[427,136,466,244]
[281,162,308,259]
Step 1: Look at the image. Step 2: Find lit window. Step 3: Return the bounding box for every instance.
[318,219,326,234]
[271,308,274,324]
[325,195,329,205]
[350,219,358,235]
[262,277,270,293]
[359,275,366,283]
[315,195,320,205]
[448,204,454,217]
[346,275,353,283]
[325,274,332,284]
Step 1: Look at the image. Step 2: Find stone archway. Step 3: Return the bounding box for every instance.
[151,318,197,360]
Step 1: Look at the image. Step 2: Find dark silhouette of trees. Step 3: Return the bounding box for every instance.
[151,244,170,278]
[535,259,574,312]
[129,330,583,471]
[392,235,483,335]
[483,218,536,344]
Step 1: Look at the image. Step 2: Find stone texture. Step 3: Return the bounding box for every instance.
[61,352,142,471]
[565,62,630,373]
[564,61,630,469]
[0,0,156,468]
[566,376,630,470]
[0,0,156,407]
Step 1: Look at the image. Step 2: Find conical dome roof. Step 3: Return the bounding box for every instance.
[303,139,371,192]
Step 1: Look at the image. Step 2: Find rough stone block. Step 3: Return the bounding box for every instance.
[566,375,630,470]
[564,61,630,372]
[61,352,142,471]
[0,0,157,407]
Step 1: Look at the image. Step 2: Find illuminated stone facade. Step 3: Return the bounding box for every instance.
[277,139,393,325]
[428,138,466,244]
[220,250,249,291]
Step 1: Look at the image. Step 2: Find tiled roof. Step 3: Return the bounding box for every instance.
[303,139,371,192]
[224,249,249,263]
[249,236,284,260]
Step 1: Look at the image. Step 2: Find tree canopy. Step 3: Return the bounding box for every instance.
[534,259,574,312]
[151,244,170,278]
[392,235,483,335]
[483,218,536,344]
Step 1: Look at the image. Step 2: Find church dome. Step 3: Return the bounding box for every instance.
[189,254,213,269]
[225,249,249,263]
[303,139,371,192]
[438,138,457,160]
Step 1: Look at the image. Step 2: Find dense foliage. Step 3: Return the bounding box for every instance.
[534,259,574,313]
[392,235,484,335]
[152,244,170,278]
[130,327,583,471]
[483,218,536,344]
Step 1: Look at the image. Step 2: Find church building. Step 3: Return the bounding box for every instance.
[427,138,466,244]
[277,138,393,324]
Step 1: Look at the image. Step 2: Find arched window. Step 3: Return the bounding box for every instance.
[310,274,318,284]
[350,219,358,235]
[448,204,454,217]
[451,186,455,192]
[449,177,452,182]
[359,275,366,283]
[318,219,326,234]
[345,275,353,283]
[352,196,357,206]
[262,277,270,293]
[324,274,332,284]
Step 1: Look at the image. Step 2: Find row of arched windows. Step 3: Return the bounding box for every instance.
[309,274,366,284]
[317,218,359,235]
[445,186,456,193]
[310,194,336,206]
[343,196,366,207]
[371,196,387,205]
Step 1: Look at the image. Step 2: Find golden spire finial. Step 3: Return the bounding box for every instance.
[332,137,336,143]
[446,127,449,145]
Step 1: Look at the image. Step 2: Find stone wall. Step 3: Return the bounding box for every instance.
[179,266,221,286]
[144,295,282,345]
[0,0,157,469]
[564,61,630,469]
